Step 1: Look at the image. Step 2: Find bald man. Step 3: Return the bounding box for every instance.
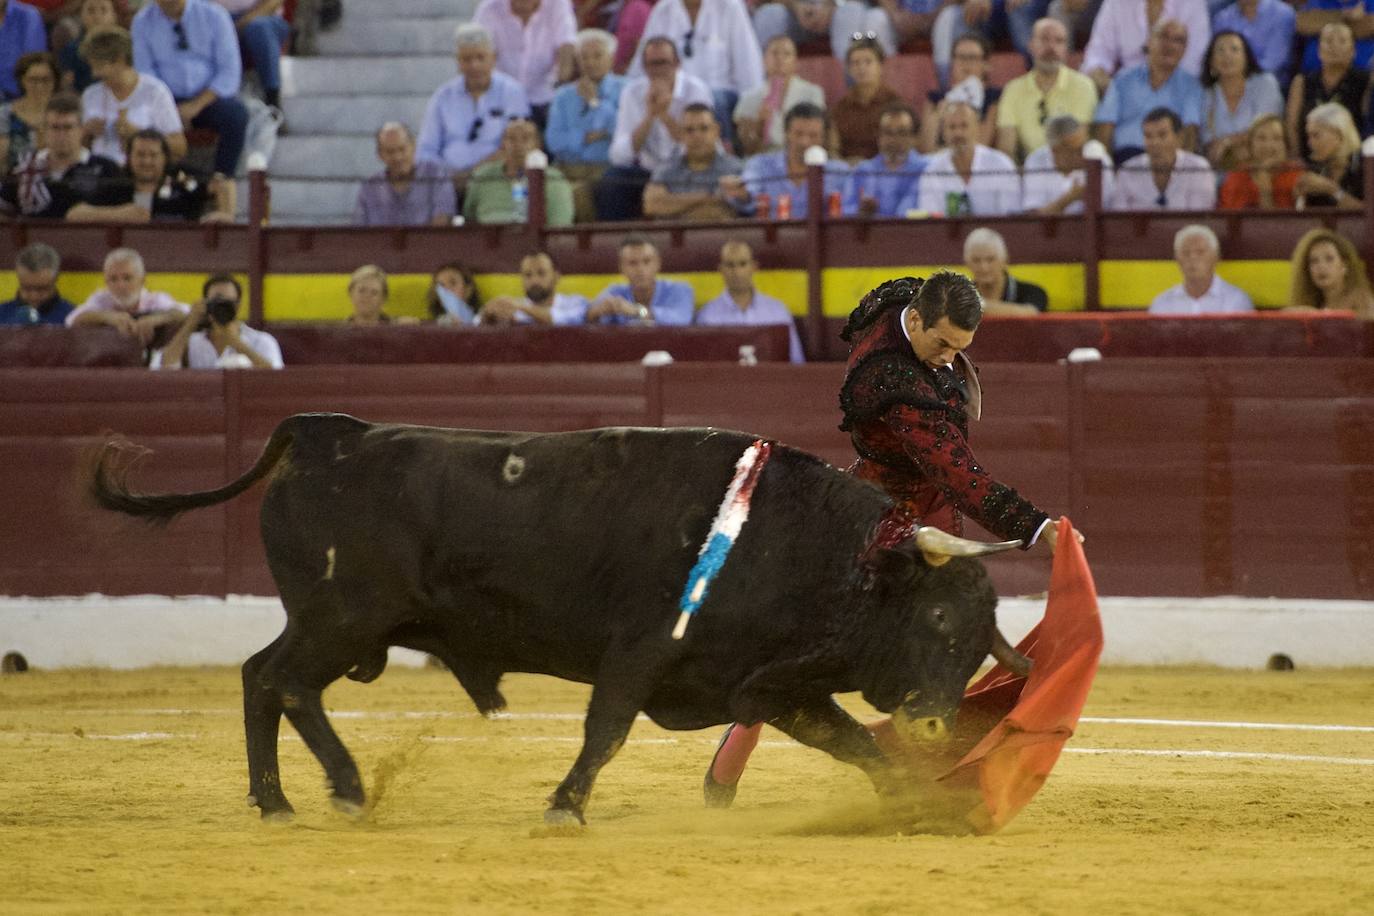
[694,240,805,363]
[354,122,456,226]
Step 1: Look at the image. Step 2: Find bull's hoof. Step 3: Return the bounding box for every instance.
[261,807,295,825]
[331,796,366,820]
[541,807,585,831]
[703,769,737,809]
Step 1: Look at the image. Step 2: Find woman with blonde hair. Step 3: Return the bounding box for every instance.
[1295,102,1363,210]
[1288,228,1374,318]
[346,265,393,325]
[1219,114,1302,210]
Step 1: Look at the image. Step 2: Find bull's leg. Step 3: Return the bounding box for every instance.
[766,698,896,794]
[280,685,365,815]
[242,634,292,819]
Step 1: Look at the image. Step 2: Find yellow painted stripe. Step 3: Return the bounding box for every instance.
[1,272,250,311]
[1099,260,1292,310]
[821,265,1087,314]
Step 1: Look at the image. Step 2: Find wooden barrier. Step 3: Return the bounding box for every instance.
[3,360,1371,600]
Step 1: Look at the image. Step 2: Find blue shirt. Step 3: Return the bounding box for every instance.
[738,152,851,218]
[0,293,75,325]
[132,0,242,100]
[0,1,46,100]
[417,72,532,173]
[593,278,695,326]
[545,75,624,165]
[1095,64,1205,152]
[1212,0,1297,85]
[695,289,805,363]
[842,150,926,217]
[1301,0,1374,73]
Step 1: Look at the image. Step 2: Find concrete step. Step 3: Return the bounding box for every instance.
[266,178,360,222]
[344,0,477,19]
[317,18,464,55]
[282,56,455,98]
[270,135,377,178]
[280,94,432,136]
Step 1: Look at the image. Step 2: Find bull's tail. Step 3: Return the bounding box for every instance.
[88,414,311,524]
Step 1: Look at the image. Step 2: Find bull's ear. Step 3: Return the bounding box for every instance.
[865,545,924,587]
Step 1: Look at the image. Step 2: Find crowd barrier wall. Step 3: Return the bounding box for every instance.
[3,360,1370,601]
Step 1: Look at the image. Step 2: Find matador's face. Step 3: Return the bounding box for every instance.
[905,313,975,370]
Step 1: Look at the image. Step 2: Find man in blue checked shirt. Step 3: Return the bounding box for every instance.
[418,22,532,178]
[132,0,249,177]
[729,102,850,218]
[586,235,695,325]
[843,104,926,217]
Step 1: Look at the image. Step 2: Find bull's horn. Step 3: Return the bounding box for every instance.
[914,526,1022,567]
[991,628,1033,678]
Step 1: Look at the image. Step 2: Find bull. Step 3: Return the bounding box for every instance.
[89,413,1029,826]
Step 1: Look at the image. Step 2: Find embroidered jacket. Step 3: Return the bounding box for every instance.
[838,277,1048,545]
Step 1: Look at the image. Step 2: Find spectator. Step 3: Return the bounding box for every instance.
[751,0,896,64]
[67,127,233,221]
[474,0,576,129]
[1111,106,1215,208]
[1219,113,1301,209]
[1022,114,1116,213]
[930,4,1021,90]
[1082,0,1209,94]
[132,0,250,178]
[1295,101,1363,210]
[1295,0,1374,76]
[80,26,186,165]
[832,34,900,163]
[919,32,1001,153]
[587,234,695,324]
[427,260,481,324]
[345,264,413,325]
[1048,0,1104,52]
[1200,30,1280,170]
[696,239,804,362]
[997,18,1100,162]
[0,0,45,101]
[546,29,621,222]
[733,101,851,218]
[1287,227,1374,317]
[1149,224,1254,314]
[1285,22,1367,163]
[603,0,652,73]
[65,246,188,343]
[153,272,283,369]
[643,101,743,220]
[0,93,122,219]
[417,23,532,178]
[917,101,1021,216]
[843,104,925,217]
[732,35,823,157]
[1,51,58,173]
[1093,19,1203,163]
[464,117,574,225]
[477,250,587,324]
[964,227,1049,316]
[1211,0,1296,87]
[630,0,764,144]
[59,0,120,94]
[213,1,289,110]
[598,36,712,220]
[0,242,75,325]
[353,122,455,227]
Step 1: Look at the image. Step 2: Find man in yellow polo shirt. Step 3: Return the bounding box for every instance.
[995,18,1098,163]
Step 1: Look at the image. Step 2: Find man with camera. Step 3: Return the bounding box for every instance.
[152,274,283,369]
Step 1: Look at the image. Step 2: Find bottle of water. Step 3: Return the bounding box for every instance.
[511,178,528,223]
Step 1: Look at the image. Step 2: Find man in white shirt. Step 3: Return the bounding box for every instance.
[1148,224,1254,315]
[1110,106,1215,210]
[153,273,284,368]
[629,0,765,147]
[1022,114,1115,214]
[473,0,577,127]
[917,101,1021,216]
[596,36,713,220]
[695,240,805,362]
[476,250,587,325]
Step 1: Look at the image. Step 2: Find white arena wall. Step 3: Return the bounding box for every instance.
[2,595,1372,670]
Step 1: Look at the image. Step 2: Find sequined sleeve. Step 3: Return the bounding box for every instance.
[881,401,1049,546]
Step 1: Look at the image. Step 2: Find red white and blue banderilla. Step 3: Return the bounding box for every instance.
[671,439,773,640]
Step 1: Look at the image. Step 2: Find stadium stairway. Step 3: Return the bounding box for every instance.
[269,0,479,224]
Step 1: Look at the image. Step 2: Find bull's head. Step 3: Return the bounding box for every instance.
[858,528,1028,745]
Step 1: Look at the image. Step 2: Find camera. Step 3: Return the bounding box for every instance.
[206,296,239,326]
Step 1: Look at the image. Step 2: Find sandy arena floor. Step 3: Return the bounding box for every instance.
[3,665,1373,915]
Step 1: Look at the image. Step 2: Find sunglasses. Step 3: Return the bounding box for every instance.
[851,30,878,42]
[173,21,189,52]
[683,29,694,58]
[1038,97,1048,124]
[468,117,484,143]
[1156,191,1168,208]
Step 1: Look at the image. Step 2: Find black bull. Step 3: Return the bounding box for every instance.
[89,413,1029,826]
